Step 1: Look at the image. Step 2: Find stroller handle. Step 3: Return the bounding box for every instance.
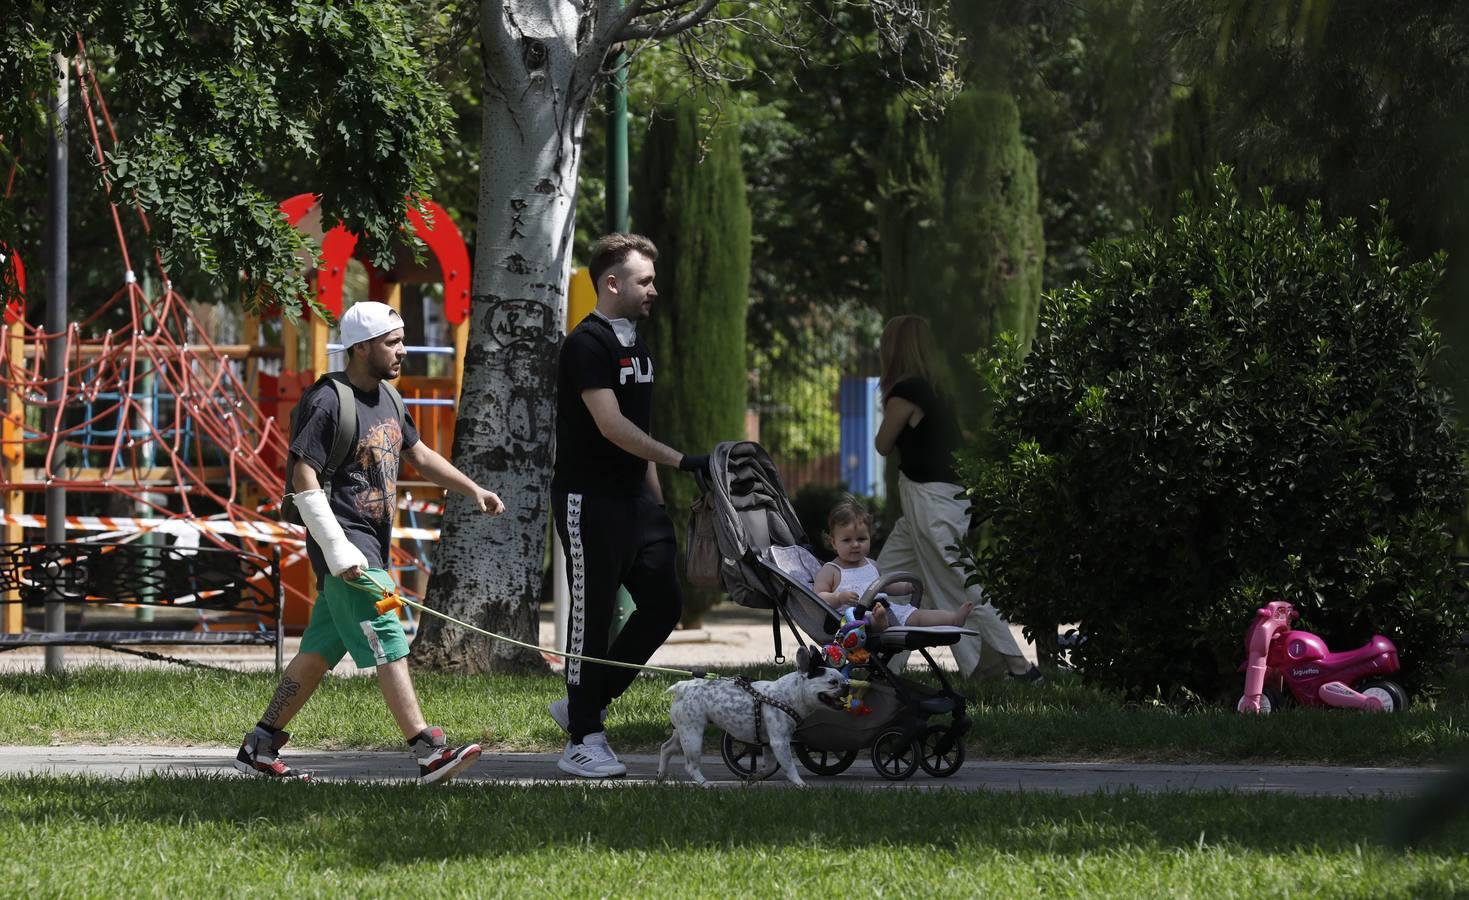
[859,571,924,611]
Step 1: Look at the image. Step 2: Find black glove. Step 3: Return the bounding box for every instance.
[678,453,710,474]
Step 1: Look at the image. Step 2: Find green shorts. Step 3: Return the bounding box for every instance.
[299,568,411,669]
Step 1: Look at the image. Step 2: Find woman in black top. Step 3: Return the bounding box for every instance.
[874,316,1039,681]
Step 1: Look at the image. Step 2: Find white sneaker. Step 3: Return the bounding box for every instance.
[558,733,627,778]
[548,697,608,735]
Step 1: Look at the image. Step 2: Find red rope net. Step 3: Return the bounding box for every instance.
[0,41,433,616]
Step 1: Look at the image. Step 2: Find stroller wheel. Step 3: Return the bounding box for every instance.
[871,729,920,781]
[794,743,858,777]
[918,725,966,778]
[720,731,764,780]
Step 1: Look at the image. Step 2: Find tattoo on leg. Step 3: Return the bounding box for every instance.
[261,677,302,728]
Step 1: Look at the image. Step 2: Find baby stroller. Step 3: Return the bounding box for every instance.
[691,441,976,781]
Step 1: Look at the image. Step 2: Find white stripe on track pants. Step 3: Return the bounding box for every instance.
[552,490,682,741]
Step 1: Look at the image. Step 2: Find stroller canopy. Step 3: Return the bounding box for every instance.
[701,441,806,609]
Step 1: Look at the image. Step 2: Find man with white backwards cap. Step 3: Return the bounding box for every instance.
[235,300,505,783]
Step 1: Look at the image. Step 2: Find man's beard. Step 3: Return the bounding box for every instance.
[375,361,401,380]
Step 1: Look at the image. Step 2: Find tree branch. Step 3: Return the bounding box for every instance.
[616,0,719,41]
[596,0,648,46]
[630,0,700,18]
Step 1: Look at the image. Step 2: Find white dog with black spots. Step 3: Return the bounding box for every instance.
[657,649,848,787]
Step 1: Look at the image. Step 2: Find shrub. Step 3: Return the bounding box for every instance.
[960,172,1468,698]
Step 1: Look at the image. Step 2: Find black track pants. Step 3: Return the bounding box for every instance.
[553,491,683,742]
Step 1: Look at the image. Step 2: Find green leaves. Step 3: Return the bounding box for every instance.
[961,171,1469,698]
[2,1,448,321]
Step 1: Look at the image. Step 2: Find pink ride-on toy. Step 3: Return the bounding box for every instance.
[1237,600,1408,714]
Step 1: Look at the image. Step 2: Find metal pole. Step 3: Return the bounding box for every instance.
[135,272,156,623]
[45,54,69,674]
[552,528,568,654]
[606,51,629,234]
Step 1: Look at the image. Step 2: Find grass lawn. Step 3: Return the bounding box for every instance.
[0,776,1464,897]
[0,666,1465,764]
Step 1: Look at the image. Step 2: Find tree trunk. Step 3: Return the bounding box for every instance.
[412,0,598,672]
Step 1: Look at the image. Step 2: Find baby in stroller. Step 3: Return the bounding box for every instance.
[814,498,972,631]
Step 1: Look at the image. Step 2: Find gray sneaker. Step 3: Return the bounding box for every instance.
[557,732,627,778]
[548,697,608,734]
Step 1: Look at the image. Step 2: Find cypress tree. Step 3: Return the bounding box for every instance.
[633,97,751,627]
[878,88,1045,424]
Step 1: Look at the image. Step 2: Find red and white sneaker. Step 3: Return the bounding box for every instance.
[411,726,482,785]
[233,727,311,781]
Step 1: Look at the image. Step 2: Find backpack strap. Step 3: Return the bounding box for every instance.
[310,373,405,489]
[381,380,406,426]
[318,374,358,488]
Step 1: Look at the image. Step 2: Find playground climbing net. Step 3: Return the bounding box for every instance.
[0,37,438,618]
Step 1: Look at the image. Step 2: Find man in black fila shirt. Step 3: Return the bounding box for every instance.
[550,232,709,778]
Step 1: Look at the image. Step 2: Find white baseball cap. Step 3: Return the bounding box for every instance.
[339,301,404,350]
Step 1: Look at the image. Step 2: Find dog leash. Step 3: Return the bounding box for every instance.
[349,571,722,681]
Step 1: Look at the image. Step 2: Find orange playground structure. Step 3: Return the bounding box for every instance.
[0,44,601,640]
[0,47,478,634]
[0,189,475,634]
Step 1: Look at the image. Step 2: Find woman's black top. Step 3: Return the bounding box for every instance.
[887,377,962,484]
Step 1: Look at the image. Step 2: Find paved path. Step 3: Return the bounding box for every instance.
[0,746,1442,796]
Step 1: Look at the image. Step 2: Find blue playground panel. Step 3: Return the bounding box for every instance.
[838,376,884,499]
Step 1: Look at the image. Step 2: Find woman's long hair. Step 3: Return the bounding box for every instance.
[879,315,955,401]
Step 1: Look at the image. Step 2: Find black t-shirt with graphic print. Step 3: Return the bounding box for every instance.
[552,313,654,497]
[289,379,419,583]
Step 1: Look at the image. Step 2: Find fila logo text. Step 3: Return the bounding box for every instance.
[619,357,654,385]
